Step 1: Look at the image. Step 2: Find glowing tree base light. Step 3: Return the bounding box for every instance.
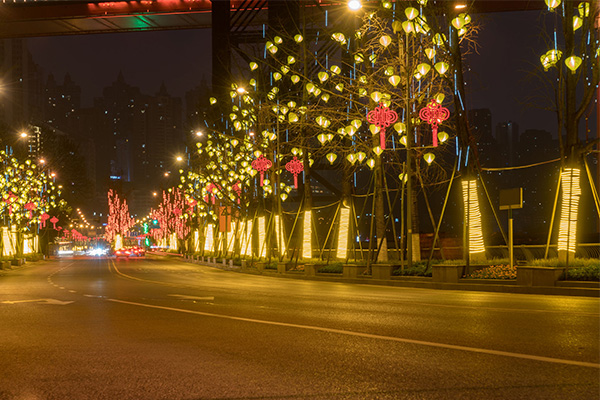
[275,215,284,257]
[114,234,123,250]
[336,207,350,260]
[258,216,266,258]
[204,224,214,252]
[558,168,581,259]
[194,230,200,252]
[303,210,312,259]
[242,219,253,257]
[169,232,178,251]
[2,227,15,257]
[461,179,486,260]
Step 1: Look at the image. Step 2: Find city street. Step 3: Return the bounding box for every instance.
[1,256,598,400]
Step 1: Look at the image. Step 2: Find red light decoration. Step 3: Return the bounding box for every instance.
[419,100,450,147]
[367,102,398,150]
[232,181,242,204]
[252,155,273,187]
[5,192,17,215]
[40,212,50,228]
[105,189,134,241]
[24,202,36,219]
[50,216,59,230]
[285,157,303,189]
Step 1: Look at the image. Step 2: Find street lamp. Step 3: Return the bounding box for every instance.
[348,0,362,11]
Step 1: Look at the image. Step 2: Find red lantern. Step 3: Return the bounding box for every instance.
[367,102,398,150]
[40,212,50,227]
[285,157,304,189]
[251,155,273,186]
[419,99,450,147]
[24,202,36,219]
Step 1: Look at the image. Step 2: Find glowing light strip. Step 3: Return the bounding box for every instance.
[242,219,253,256]
[194,230,200,252]
[114,234,123,250]
[275,215,283,255]
[336,207,350,260]
[23,235,33,255]
[558,168,581,253]
[461,179,486,254]
[204,224,214,252]
[303,210,312,259]
[226,222,236,253]
[258,216,266,258]
[169,232,177,250]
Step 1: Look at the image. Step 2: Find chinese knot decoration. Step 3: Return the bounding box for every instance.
[251,155,272,187]
[232,181,242,204]
[367,102,398,150]
[5,192,18,215]
[50,216,59,230]
[40,212,50,227]
[24,202,36,219]
[285,157,304,189]
[419,100,450,147]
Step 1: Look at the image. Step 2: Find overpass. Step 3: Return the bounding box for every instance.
[0,0,545,39]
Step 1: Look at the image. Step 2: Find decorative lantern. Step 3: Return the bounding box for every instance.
[367,102,399,150]
[285,157,304,188]
[419,99,450,147]
[251,155,273,187]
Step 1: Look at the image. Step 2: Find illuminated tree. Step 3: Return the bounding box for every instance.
[149,188,190,251]
[538,0,599,262]
[105,189,134,243]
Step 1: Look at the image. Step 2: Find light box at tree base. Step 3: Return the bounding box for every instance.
[558,167,581,258]
[303,210,312,259]
[461,179,486,260]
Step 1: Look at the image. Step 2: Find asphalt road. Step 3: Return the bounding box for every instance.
[0,256,598,400]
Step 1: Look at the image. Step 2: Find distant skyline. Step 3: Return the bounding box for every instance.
[26,9,595,140]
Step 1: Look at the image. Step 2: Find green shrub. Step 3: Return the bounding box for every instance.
[393,261,432,277]
[317,262,343,273]
[562,264,600,281]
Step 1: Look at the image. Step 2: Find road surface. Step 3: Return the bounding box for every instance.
[1,256,598,399]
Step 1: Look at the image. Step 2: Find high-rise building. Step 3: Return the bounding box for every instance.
[496,121,519,166]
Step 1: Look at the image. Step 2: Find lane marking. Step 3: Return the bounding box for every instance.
[107,298,599,369]
[109,259,197,289]
[168,294,215,301]
[2,298,74,305]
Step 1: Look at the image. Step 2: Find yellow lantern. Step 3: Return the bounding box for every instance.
[379,35,392,47]
[280,193,288,201]
[389,75,401,87]
[318,71,329,83]
[565,55,582,72]
[351,119,362,129]
[370,91,382,102]
[424,152,435,164]
[425,48,436,59]
[326,153,337,164]
[209,97,217,105]
[434,61,449,75]
[357,152,367,162]
[573,16,583,31]
[273,72,282,81]
[451,16,465,30]
[321,94,330,103]
[317,134,327,145]
[294,34,303,43]
[438,131,449,143]
[306,83,316,93]
[291,75,300,84]
[399,135,407,146]
[346,154,357,164]
[249,61,258,70]
[405,7,419,20]
[578,2,590,17]
[373,146,383,156]
[369,124,380,135]
[416,63,431,76]
[544,0,561,10]
[335,83,344,92]
[402,21,414,34]
[330,65,341,75]
[287,56,296,64]
[366,159,376,169]
[434,93,445,103]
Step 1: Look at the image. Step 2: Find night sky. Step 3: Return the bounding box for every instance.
[26,9,592,139]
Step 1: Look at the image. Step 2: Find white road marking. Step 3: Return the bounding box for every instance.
[168,294,215,301]
[1,299,74,305]
[107,298,599,369]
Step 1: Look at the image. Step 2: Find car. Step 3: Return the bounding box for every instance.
[115,248,131,258]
